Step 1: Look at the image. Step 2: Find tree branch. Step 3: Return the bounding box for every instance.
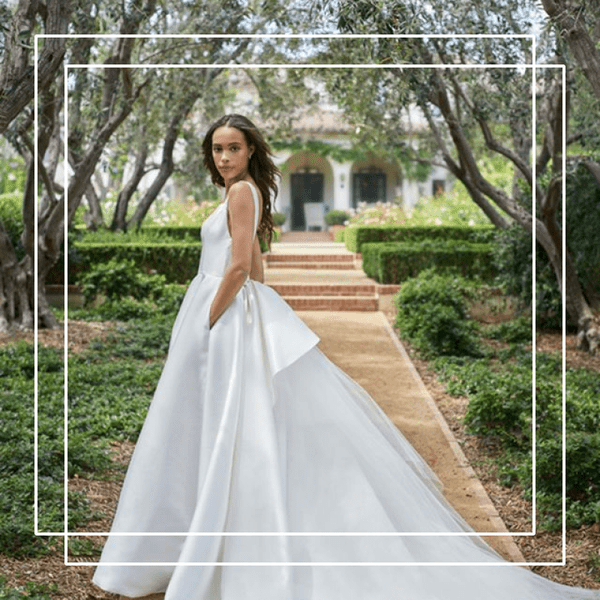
[0,0,71,134]
[447,71,535,192]
[540,0,600,100]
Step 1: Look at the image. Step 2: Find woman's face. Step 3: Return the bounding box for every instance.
[211,125,254,188]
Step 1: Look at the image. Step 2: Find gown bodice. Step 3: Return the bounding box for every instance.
[198,181,260,278]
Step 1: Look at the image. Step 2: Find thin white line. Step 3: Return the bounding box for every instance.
[530,64,568,562]
[65,560,566,567]
[38,33,535,40]
[60,59,537,544]
[33,34,40,536]
[44,35,571,569]
[531,41,537,537]
[34,34,536,535]
[556,64,567,559]
[66,63,537,70]
[58,531,537,537]
[64,63,70,551]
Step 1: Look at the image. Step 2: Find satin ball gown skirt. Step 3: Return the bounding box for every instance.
[93,183,600,599]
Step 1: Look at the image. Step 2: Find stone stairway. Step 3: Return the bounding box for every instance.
[264,241,399,311]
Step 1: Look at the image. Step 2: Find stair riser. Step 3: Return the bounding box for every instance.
[267,263,357,270]
[271,285,376,296]
[285,298,379,311]
[267,255,355,263]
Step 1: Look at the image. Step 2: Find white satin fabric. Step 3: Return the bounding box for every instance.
[93,182,599,599]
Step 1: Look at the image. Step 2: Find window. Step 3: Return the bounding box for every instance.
[353,171,386,206]
[432,179,445,196]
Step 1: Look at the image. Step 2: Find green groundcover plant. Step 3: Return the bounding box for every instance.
[0,295,177,559]
[393,271,600,530]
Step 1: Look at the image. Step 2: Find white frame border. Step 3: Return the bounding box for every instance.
[30,33,568,568]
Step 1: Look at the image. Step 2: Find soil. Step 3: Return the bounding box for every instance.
[0,319,598,598]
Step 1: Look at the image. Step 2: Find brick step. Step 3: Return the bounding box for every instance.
[266,261,357,270]
[266,253,355,263]
[270,283,377,296]
[284,295,379,311]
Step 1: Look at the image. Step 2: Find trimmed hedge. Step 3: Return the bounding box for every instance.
[70,241,202,284]
[362,240,496,284]
[345,225,495,253]
[334,227,346,243]
[141,225,200,239]
[72,225,201,239]
[55,229,281,285]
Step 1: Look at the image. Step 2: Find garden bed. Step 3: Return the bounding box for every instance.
[0,321,598,597]
[398,324,600,589]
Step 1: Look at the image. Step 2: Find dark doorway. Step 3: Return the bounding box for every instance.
[291,172,324,230]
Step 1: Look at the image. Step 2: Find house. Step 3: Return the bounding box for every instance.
[224,74,452,232]
[269,108,450,232]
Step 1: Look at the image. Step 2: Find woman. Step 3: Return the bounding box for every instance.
[93,115,599,599]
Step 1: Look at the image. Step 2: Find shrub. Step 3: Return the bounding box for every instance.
[565,162,600,306]
[362,240,496,284]
[345,224,494,253]
[77,284,186,322]
[344,201,406,228]
[272,212,286,226]
[0,191,24,259]
[83,316,175,360]
[68,240,201,285]
[434,346,600,530]
[462,367,532,447]
[0,574,57,599]
[483,316,532,344]
[78,257,168,305]
[76,226,199,241]
[334,227,346,243]
[394,270,482,358]
[0,343,104,557]
[324,209,350,226]
[492,162,600,327]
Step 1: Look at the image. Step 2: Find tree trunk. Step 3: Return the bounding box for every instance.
[83,183,104,231]
[0,224,19,332]
[127,104,192,230]
[538,180,600,353]
[111,124,149,231]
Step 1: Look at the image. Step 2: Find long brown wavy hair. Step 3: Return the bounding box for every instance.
[202,114,280,247]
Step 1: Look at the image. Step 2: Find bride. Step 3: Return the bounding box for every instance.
[93,114,600,599]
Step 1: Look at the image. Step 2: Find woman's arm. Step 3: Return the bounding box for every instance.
[209,182,257,328]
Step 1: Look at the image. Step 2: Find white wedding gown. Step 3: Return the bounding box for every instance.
[93,182,599,599]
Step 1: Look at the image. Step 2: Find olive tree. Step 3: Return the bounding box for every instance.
[318,0,599,353]
[0,0,304,331]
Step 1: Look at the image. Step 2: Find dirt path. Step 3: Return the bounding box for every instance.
[296,310,526,563]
